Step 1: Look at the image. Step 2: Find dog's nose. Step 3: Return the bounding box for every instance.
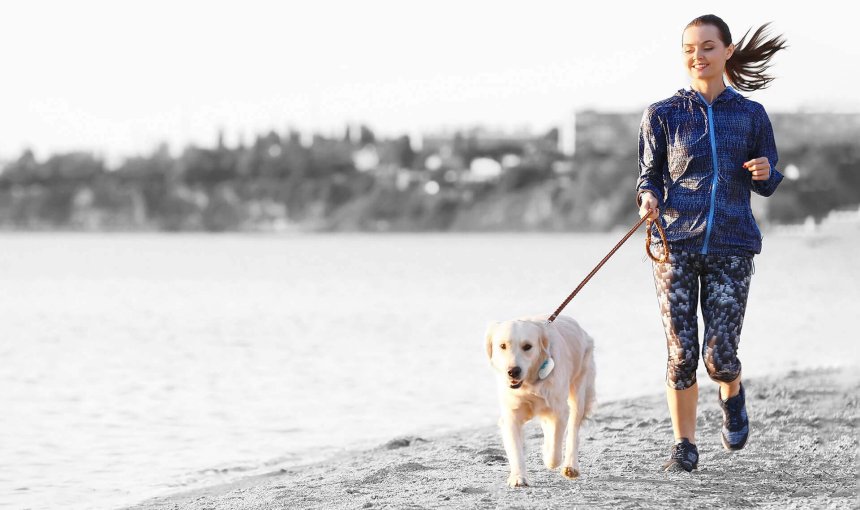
[508,367,522,379]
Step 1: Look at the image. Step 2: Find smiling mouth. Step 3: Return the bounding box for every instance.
[509,380,523,389]
[693,64,709,70]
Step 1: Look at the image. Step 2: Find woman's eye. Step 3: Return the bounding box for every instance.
[500,344,506,350]
[523,344,532,351]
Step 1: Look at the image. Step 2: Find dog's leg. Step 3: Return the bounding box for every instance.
[499,413,529,487]
[562,384,587,479]
[540,411,568,470]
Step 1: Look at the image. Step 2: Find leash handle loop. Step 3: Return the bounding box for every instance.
[645,217,669,263]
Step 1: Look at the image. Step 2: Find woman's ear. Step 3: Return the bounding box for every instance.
[726,42,735,60]
[485,322,497,361]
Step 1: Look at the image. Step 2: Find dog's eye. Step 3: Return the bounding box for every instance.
[523,344,532,351]
[500,343,506,350]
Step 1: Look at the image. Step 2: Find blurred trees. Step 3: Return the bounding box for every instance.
[0,118,857,232]
[769,142,860,224]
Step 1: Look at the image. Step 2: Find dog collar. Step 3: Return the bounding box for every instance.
[538,357,555,380]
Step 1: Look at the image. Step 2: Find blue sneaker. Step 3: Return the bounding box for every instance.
[719,383,749,450]
[662,438,698,472]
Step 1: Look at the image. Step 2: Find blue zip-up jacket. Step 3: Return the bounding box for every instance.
[636,86,784,256]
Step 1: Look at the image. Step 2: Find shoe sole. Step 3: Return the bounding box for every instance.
[721,431,748,451]
[662,460,698,472]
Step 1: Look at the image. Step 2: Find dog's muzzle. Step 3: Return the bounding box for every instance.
[507,367,523,389]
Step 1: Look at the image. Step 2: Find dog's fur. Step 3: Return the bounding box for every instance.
[485,314,596,487]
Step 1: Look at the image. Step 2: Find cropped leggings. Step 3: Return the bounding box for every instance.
[651,249,754,390]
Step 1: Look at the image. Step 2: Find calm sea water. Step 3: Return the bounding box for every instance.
[2,229,858,509]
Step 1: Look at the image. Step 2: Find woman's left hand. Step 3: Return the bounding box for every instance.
[744,157,771,181]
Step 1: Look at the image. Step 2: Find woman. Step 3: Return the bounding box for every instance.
[636,14,787,472]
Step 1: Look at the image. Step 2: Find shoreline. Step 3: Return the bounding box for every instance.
[125,366,858,510]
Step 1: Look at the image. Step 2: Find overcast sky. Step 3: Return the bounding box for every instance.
[2,1,857,161]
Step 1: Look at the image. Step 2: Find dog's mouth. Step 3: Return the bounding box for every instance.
[509,379,523,389]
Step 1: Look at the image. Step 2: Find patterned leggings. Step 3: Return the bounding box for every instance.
[651,249,754,390]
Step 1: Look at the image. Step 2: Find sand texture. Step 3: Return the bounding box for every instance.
[127,368,858,510]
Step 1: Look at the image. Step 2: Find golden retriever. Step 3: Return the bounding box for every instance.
[485,314,596,487]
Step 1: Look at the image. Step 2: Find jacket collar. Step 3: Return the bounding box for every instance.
[676,85,741,106]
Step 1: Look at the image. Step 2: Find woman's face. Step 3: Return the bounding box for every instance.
[682,24,734,82]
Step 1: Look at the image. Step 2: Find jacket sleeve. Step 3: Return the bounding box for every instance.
[749,104,784,197]
[637,106,666,206]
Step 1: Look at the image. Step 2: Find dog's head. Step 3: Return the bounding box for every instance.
[485,319,550,389]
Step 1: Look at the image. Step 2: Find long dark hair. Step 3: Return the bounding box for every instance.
[685,14,788,92]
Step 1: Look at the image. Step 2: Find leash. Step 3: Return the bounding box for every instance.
[546,215,669,324]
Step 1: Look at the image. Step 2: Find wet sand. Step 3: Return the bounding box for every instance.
[126,367,858,510]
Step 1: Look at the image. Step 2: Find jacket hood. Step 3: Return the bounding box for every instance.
[675,86,743,106]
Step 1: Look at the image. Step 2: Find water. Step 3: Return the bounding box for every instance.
[1,229,857,509]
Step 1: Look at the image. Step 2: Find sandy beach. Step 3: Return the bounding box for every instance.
[126,367,857,510]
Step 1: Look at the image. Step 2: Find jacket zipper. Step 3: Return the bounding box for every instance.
[698,93,719,255]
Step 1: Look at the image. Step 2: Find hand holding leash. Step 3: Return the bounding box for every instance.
[638,191,660,221]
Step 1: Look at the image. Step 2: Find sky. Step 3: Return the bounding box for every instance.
[1,0,858,162]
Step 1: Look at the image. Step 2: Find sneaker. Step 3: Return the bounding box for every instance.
[662,438,699,472]
[719,383,750,450]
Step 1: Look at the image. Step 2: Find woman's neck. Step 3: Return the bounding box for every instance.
[690,79,726,104]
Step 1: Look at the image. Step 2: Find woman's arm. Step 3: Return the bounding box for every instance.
[748,104,784,197]
[637,106,667,207]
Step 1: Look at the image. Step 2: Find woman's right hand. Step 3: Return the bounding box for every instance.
[638,191,659,220]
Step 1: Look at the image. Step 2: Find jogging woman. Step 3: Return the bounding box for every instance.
[636,14,788,471]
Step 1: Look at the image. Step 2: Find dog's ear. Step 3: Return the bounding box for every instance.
[485,322,497,361]
[539,325,550,356]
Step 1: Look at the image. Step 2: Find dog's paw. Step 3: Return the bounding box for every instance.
[562,467,580,479]
[542,447,561,470]
[507,474,529,488]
